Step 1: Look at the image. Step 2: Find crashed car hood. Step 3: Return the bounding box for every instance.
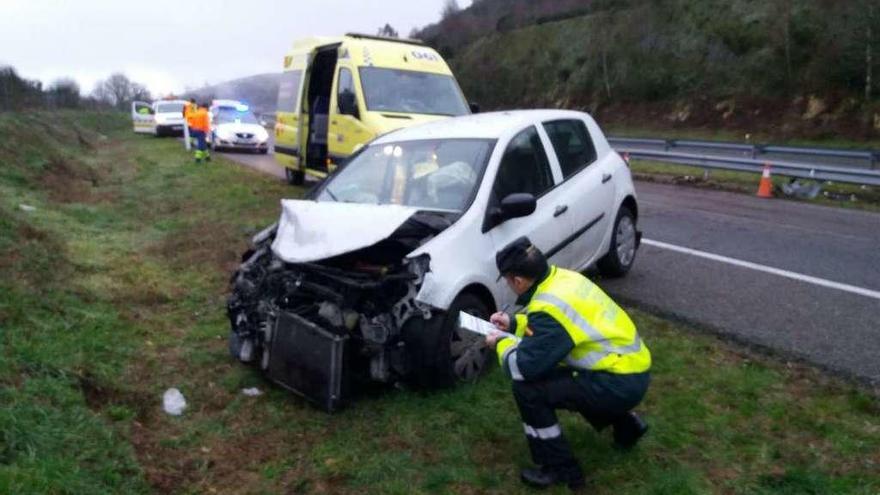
[271,200,419,263]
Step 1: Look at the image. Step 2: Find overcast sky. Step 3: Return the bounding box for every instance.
[0,0,472,96]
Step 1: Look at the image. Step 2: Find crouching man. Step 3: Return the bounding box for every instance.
[485,237,651,490]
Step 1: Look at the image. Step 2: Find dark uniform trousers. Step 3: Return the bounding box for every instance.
[512,367,650,471]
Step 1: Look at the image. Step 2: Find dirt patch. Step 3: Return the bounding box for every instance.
[78,373,153,420]
[39,154,115,204]
[150,219,249,277]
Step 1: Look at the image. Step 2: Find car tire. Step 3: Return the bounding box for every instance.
[259,148,269,154]
[285,167,304,186]
[597,206,638,278]
[402,293,492,388]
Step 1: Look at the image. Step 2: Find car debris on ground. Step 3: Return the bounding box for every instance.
[162,388,187,416]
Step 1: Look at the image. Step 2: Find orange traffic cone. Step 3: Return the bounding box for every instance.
[756,163,773,198]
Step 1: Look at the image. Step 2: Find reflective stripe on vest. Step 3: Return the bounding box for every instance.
[533,292,644,370]
[527,267,650,374]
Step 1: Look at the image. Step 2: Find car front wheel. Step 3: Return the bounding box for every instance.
[402,293,492,388]
[597,206,638,277]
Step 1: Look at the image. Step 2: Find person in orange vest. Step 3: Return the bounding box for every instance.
[184,98,198,147]
[190,102,211,163]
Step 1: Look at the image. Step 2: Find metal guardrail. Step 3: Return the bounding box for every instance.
[615,148,880,186]
[608,137,879,169]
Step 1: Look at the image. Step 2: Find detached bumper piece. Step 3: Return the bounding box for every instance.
[266,311,349,412]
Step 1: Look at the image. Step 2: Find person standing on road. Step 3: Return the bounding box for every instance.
[485,237,652,490]
[190,102,211,163]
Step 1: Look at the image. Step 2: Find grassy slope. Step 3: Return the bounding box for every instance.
[1,112,878,494]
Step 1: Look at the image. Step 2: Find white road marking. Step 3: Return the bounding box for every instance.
[642,238,880,301]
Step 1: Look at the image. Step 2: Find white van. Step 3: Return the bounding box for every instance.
[130,99,187,137]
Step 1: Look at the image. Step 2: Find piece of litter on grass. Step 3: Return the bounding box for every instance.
[163,388,187,416]
[19,204,36,212]
[241,387,262,397]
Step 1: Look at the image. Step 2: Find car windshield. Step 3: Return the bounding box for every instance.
[156,102,184,113]
[359,67,469,116]
[213,108,259,125]
[316,139,494,212]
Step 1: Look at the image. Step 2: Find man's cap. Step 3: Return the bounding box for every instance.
[496,236,540,280]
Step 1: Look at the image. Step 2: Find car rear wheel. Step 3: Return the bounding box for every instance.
[402,293,492,388]
[285,167,305,186]
[597,206,638,277]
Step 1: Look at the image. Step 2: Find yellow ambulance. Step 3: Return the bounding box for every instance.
[274,33,472,185]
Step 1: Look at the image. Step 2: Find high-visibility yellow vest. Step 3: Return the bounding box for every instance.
[501,266,651,375]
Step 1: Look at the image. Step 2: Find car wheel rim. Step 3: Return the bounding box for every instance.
[616,216,636,267]
[450,306,489,381]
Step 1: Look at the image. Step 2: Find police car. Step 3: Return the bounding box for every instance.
[227,110,640,410]
[208,102,270,153]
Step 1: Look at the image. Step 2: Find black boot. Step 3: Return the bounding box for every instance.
[613,412,648,449]
[520,465,585,490]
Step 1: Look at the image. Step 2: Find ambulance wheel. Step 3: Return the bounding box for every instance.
[285,167,304,186]
[597,206,638,278]
[402,293,491,388]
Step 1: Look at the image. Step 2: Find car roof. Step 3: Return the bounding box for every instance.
[372,109,593,144]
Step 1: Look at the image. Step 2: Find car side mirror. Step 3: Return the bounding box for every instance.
[483,193,537,232]
[500,192,536,219]
[469,102,481,114]
[339,92,359,118]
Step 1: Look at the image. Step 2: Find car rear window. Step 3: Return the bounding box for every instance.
[543,119,597,178]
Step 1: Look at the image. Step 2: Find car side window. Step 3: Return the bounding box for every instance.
[543,119,597,179]
[492,126,555,201]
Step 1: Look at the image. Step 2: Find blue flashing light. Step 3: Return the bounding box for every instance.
[236,103,249,112]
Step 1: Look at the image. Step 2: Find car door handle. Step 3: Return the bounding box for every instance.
[602,173,613,184]
[553,205,568,217]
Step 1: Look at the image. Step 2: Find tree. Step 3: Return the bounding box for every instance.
[865,0,875,101]
[91,73,151,109]
[0,66,43,110]
[47,78,81,108]
[131,82,151,103]
[90,80,112,105]
[441,0,461,20]
[377,23,399,38]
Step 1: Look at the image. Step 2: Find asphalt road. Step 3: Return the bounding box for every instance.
[216,148,880,387]
[598,183,880,387]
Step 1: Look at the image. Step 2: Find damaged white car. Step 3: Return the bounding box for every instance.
[227,110,641,411]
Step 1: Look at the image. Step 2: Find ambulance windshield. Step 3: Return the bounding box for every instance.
[359,67,469,117]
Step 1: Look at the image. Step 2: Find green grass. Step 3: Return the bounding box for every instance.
[629,159,880,211]
[1,111,879,494]
[606,125,880,151]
